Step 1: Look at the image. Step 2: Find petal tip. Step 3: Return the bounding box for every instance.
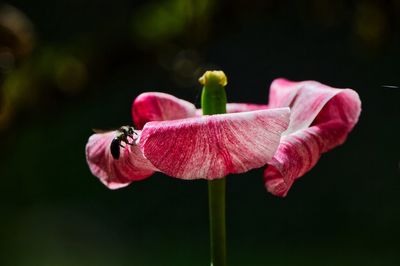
[85,131,156,189]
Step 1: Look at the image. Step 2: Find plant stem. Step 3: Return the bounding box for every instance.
[200,71,228,266]
[208,178,226,266]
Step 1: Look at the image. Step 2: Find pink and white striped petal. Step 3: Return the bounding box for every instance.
[139,108,290,180]
[264,79,361,196]
[268,79,360,134]
[132,92,196,129]
[86,131,157,189]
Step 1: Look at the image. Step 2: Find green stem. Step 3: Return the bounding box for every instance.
[200,71,228,266]
[208,178,226,266]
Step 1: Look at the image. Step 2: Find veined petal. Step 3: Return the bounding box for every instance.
[269,79,358,134]
[264,79,361,196]
[132,92,196,129]
[86,131,157,189]
[139,108,290,180]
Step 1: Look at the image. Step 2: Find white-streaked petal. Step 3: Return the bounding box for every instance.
[86,131,157,189]
[139,108,290,179]
[264,79,361,196]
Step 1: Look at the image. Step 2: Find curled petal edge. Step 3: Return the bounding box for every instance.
[264,80,361,197]
[86,131,157,189]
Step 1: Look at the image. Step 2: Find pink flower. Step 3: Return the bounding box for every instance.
[85,78,361,196]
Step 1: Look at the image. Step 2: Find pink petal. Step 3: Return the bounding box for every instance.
[264,79,361,196]
[195,103,268,116]
[139,108,290,180]
[86,131,157,189]
[227,103,269,113]
[132,92,196,129]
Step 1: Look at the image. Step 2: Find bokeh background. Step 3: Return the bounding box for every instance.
[0,0,399,265]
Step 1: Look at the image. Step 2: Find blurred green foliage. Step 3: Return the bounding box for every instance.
[132,0,213,43]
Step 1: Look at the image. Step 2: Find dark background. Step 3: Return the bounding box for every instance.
[0,0,399,265]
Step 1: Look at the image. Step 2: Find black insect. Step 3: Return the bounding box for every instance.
[110,126,137,159]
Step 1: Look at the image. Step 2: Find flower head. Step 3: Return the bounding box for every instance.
[86,78,360,196]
